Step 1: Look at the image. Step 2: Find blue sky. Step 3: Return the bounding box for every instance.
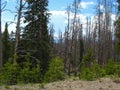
[1,0,116,36]
[48,0,97,35]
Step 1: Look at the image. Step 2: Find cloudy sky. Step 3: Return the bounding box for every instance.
[1,0,116,36]
[48,0,96,35]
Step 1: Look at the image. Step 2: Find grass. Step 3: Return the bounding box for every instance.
[4,85,10,89]
[14,87,19,90]
[39,83,45,89]
[112,78,120,83]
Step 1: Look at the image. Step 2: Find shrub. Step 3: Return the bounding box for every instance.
[18,67,40,83]
[44,56,65,82]
[82,50,93,67]
[0,62,20,85]
[79,66,96,81]
[0,53,41,85]
[79,60,105,81]
[18,53,41,83]
[91,60,106,78]
[112,78,120,83]
[105,59,120,77]
[79,50,95,81]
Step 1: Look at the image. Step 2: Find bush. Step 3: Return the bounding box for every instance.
[0,53,41,85]
[0,62,20,85]
[91,60,106,78]
[115,63,120,77]
[105,59,120,77]
[79,60,105,81]
[82,50,93,67]
[79,51,96,81]
[18,53,41,83]
[44,56,65,83]
[18,67,40,83]
[79,66,96,81]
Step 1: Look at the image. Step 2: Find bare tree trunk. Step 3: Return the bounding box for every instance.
[98,0,102,65]
[0,0,2,68]
[66,5,71,76]
[104,0,109,64]
[103,0,113,64]
[70,0,78,76]
[14,0,23,64]
[93,22,97,58]
[58,31,63,58]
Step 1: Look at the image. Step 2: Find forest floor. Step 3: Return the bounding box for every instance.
[0,77,120,90]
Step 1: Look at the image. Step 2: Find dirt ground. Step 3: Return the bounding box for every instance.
[0,78,120,90]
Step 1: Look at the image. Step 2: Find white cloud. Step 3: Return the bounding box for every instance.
[111,14,117,25]
[2,22,16,33]
[8,23,16,32]
[49,10,89,25]
[49,10,94,25]
[81,1,96,9]
[49,10,66,16]
[2,14,25,33]
[49,10,95,36]
[111,14,117,21]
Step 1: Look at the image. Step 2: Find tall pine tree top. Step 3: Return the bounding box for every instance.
[2,23,10,64]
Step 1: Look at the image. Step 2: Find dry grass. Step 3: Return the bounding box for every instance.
[112,78,120,84]
[0,78,120,90]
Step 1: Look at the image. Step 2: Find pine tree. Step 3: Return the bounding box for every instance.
[2,23,10,64]
[22,0,50,74]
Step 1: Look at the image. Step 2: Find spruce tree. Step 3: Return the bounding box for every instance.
[22,0,50,74]
[2,23,10,64]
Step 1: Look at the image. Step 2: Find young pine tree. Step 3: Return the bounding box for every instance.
[44,56,65,83]
[2,23,10,64]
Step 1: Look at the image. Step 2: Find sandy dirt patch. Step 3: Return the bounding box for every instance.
[0,78,120,90]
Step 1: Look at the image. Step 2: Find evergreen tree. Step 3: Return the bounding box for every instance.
[2,23,10,64]
[44,56,65,83]
[22,0,50,74]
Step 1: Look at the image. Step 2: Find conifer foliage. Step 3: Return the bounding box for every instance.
[2,23,10,64]
[44,56,65,83]
[21,0,50,74]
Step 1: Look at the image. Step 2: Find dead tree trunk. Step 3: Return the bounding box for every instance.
[97,0,102,65]
[0,0,2,68]
[70,0,81,76]
[14,0,23,64]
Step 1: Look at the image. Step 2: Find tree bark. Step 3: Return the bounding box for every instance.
[0,0,2,68]
[14,0,23,63]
